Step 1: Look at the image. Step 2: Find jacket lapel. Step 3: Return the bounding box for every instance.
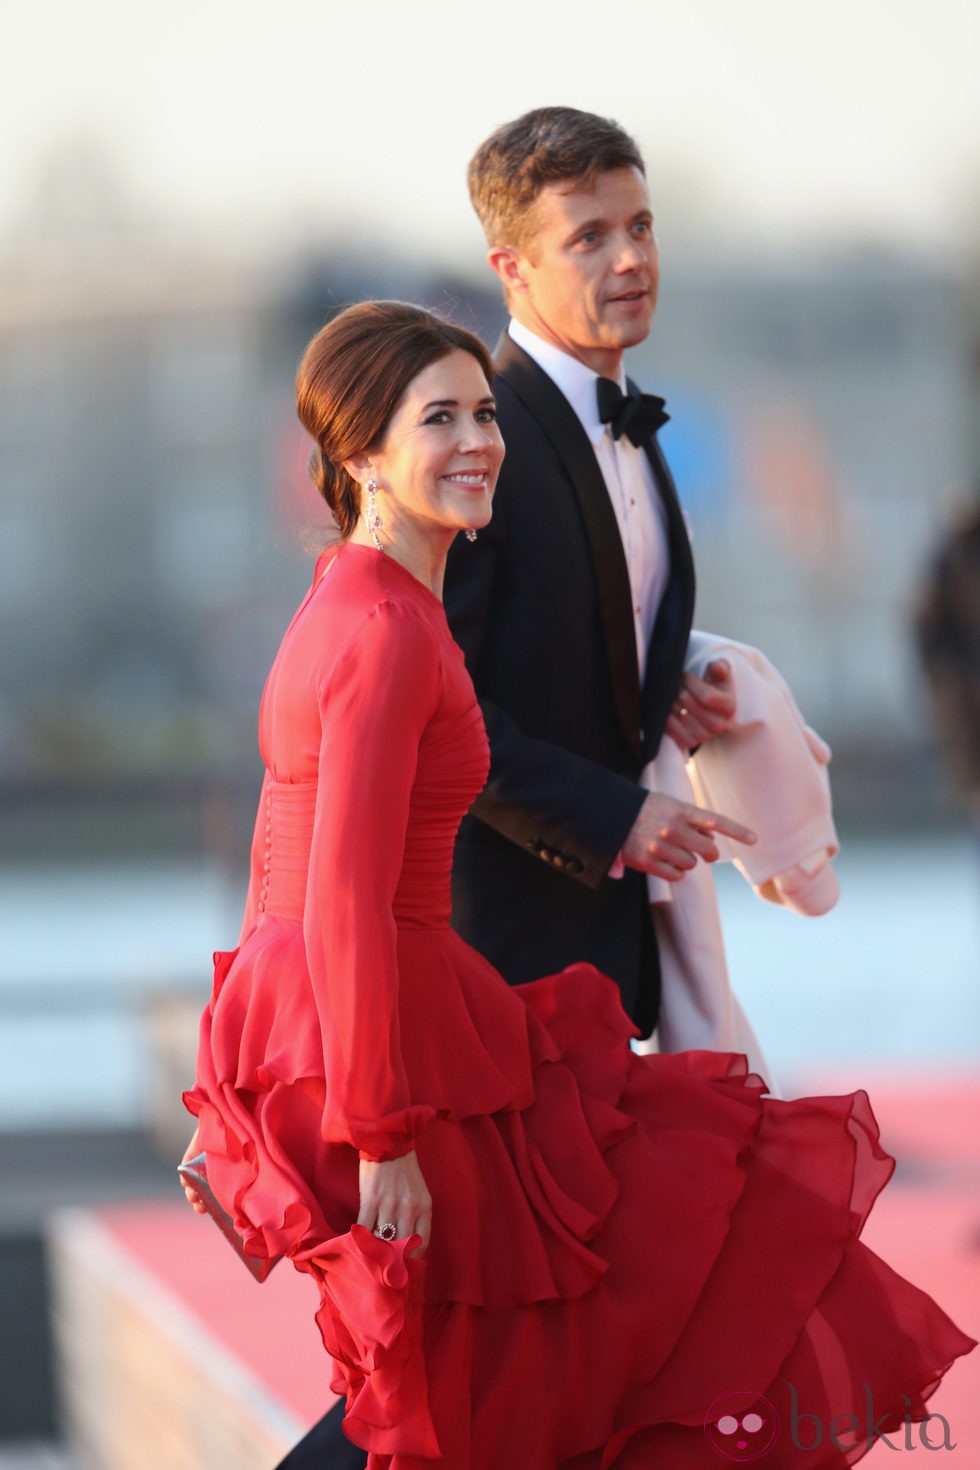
[638,413,696,758]
[494,335,643,762]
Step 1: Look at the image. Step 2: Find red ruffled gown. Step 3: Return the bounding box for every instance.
[185,542,973,1469]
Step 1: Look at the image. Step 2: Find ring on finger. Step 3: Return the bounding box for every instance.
[374,1221,397,1241]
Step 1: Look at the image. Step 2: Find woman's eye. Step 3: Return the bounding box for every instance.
[476,407,497,424]
[424,411,450,425]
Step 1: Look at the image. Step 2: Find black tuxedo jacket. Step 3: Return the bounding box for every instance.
[444,335,695,1030]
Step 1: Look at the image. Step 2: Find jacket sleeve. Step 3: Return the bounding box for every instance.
[304,600,441,1160]
[446,493,646,890]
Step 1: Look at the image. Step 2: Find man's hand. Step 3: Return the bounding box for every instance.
[621,790,755,881]
[666,659,735,754]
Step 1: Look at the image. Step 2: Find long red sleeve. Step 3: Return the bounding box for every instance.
[304,599,442,1159]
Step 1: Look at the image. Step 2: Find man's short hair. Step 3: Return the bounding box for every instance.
[468,106,646,252]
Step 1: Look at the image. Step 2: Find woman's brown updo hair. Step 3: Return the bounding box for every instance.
[296,301,494,537]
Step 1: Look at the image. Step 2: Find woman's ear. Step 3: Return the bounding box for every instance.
[342,452,373,485]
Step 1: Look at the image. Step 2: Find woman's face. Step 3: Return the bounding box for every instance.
[366,349,504,540]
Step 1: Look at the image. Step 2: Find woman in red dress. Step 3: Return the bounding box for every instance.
[183,300,973,1469]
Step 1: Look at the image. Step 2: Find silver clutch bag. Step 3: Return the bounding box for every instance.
[177,1152,279,1283]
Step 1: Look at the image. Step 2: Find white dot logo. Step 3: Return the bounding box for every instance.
[704,1391,779,1461]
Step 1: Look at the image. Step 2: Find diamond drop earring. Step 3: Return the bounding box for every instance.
[465,529,478,543]
[365,480,383,551]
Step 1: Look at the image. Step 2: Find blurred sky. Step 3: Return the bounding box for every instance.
[2,0,979,269]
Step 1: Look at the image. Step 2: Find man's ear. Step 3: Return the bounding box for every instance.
[487,246,529,296]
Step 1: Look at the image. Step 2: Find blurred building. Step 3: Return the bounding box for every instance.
[0,200,974,847]
[642,252,971,780]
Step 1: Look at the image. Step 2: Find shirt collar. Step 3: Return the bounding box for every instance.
[508,319,626,449]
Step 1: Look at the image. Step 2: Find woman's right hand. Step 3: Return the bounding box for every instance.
[357,1149,432,1256]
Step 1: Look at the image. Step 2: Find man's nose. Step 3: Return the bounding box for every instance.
[614,233,646,271]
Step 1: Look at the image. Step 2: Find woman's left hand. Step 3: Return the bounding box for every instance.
[357,1149,432,1256]
[179,1128,208,1215]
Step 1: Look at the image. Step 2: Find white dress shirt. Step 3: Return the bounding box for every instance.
[508,320,670,677]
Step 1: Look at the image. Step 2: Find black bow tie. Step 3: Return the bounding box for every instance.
[596,377,669,446]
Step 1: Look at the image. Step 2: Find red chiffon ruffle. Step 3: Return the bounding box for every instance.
[185,954,974,1469]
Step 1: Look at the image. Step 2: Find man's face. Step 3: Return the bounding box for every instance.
[498,166,659,375]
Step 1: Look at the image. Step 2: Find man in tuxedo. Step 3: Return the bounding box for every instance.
[276,105,751,1470]
[445,105,750,1034]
